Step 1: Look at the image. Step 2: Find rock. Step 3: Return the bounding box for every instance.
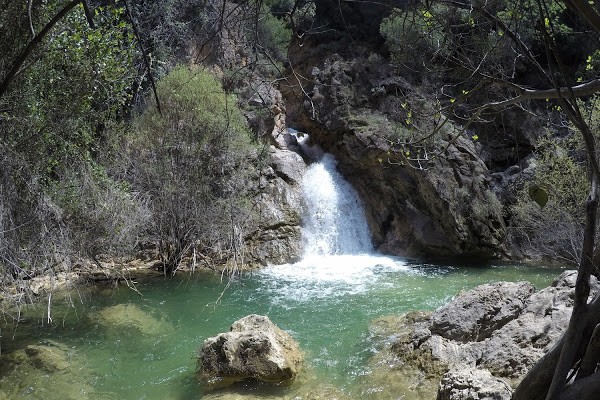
[362,343,440,400]
[378,272,595,395]
[201,382,351,400]
[246,147,306,266]
[430,281,536,342]
[270,147,306,185]
[0,340,96,400]
[198,314,303,390]
[24,343,71,372]
[283,50,508,259]
[95,303,172,336]
[477,271,599,380]
[437,367,512,400]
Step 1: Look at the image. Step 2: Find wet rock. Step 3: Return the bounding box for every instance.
[437,367,512,400]
[201,382,351,400]
[360,312,445,400]
[24,343,71,372]
[0,340,95,400]
[430,281,536,342]
[362,345,440,400]
[198,314,303,390]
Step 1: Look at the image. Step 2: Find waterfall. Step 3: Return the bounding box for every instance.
[301,154,373,256]
[256,134,410,301]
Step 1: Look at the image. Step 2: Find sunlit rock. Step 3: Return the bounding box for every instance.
[438,367,512,400]
[373,271,600,398]
[430,281,536,342]
[198,314,303,390]
[246,147,305,266]
[477,271,599,380]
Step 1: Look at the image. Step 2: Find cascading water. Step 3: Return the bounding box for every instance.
[301,153,373,256]
[257,134,410,301]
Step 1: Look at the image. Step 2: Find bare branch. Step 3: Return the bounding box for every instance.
[562,0,600,34]
[474,80,600,112]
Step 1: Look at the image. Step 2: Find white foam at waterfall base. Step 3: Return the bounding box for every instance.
[256,152,413,302]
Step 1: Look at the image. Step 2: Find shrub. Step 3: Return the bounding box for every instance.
[509,131,592,263]
[126,66,259,275]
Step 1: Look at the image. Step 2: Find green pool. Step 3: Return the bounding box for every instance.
[0,257,564,399]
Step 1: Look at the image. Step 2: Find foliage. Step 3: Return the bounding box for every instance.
[380,7,445,77]
[125,66,260,275]
[0,0,146,289]
[509,97,600,263]
[257,4,292,61]
[510,134,589,263]
[380,0,595,88]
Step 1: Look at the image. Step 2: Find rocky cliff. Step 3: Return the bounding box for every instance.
[281,45,507,259]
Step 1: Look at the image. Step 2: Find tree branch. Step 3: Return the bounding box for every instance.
[562,0,600,34]
[124,0,162,115]
[576,323,600,380]
[0,0,83,100]
[476,80,600,112]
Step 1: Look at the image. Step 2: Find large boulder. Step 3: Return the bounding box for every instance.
[198,314,303,390]
[476,270,599,379]
[245,146,306,266]
[430,281,536,342]
[379,272,600,398]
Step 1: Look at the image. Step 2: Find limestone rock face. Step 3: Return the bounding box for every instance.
[246,147,305,265]
[430,281,536,342]
[437,367,512,400]
[477,270,599,378]
[380,272,600,399]
[198,314,303,390]
[283,51,507,259]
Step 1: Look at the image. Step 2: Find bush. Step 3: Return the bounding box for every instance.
[509,132,591,263]
[126,66,260,275]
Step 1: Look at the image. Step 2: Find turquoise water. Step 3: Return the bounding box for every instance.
[0,259,564,399]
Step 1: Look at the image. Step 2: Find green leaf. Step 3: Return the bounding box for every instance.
[528,184,549,208]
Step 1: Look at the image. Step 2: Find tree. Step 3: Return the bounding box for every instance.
[125,66,259,276]
[381,0,600,398]
[0,0,148,290]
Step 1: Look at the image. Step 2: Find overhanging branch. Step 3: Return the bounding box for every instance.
[475,79,600,112]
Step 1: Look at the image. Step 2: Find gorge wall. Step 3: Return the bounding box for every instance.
[280,46,509,260]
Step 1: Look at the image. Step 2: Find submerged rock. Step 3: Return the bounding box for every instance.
[198,314,303,390]
[0,340,95,400]
[95,303,172,336]
[201,382,351,400]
